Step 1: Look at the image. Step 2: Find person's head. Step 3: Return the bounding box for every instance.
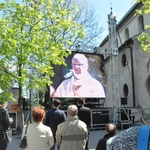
[106,123,116,135]
[77,98,85,106]
[71,53,89,80]
[32,106,46,123]
[67,105,78,117]
[53,99,61,108]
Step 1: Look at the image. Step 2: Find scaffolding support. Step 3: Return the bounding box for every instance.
[94,8,120,125]
[108,9,120,124]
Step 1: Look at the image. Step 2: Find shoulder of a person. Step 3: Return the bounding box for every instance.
[107,136,115,145]
[57,121,65,128]
[98,138,107,145]
[23,124,29,131]
[84,106,90,110]
[86,75,103,85]
[54,109,64,114]
[80,106,90,111]
[57,109,64,112]
[40,123,52,130]
[107,126,140,144]
[121,126,141,135]
[78,119,87,126]
[86,74,100,82]
[0,108,8,116]
[61,110,66,115]
[0,107,6,112]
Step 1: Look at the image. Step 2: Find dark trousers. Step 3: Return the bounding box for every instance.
[0,131,7,150]
[85,140,89,150]
[85,131,90,150]
[50,142,59,150]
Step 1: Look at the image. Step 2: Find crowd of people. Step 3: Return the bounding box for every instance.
[0,100,117,150]
[18,98,92,150]
[19,102,118,150]
[21,97,142,150]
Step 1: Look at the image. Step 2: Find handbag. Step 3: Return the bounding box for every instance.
[5,127,12,143]
[0,124,12,143]
[19,125,28,149]
[136,125,150,150]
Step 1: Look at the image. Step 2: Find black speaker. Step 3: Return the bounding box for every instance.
[92,110,109,124]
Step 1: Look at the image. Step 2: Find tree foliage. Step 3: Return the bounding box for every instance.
[0,0,86,108]
[136,0,150,54]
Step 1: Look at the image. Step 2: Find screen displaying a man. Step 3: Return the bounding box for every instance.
[53,53,105,98]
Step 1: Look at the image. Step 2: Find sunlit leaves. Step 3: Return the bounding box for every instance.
[136,0,150,55]
[0,0,85,102]
[138,32,150,54]
[135,1,150,15]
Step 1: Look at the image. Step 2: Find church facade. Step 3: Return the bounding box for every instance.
[99,3,150,122]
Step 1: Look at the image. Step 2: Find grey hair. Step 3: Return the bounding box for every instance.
[106,123,116,135]
[67,105,78,116]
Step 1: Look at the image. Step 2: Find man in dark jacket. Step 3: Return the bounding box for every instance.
[77,98,91,150]
[96,123,116,150]
[0,102,13,150]
[45,99,66,150]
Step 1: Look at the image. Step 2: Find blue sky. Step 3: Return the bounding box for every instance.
[0,0,135,44]
[89,0,135,43]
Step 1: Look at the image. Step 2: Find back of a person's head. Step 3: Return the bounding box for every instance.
[106,123,116,135]
[53,99,61,107]
[67,105,78,116]
[77,98,85,105]
[32,106,45,123]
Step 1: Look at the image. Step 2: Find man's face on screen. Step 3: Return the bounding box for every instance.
[71,54,88,79]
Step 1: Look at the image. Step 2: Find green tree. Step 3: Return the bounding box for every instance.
[0,0,85,130]
[136,0,150,54]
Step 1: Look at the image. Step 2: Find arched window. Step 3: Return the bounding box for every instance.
[123,84,128,97]
[125,28,129,41]
[121,54,127,67]
[138,15,144,32]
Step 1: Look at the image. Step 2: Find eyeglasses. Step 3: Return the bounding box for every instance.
[72,63,84,67]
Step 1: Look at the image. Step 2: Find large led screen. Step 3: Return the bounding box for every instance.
[50,52,106,98]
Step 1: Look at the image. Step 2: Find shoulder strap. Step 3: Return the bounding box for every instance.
[136,125,150,150]
[25,125,28,135]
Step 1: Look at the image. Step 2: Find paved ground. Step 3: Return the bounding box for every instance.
[7,129,123,150]
[7,119,150,150]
